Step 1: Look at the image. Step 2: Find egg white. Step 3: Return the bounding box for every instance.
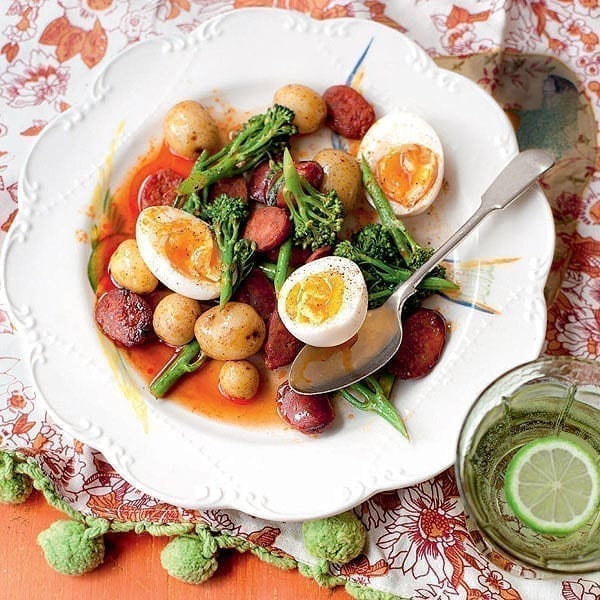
[278,256,368,347]
[359,112,444,216]
[136,206,221,301]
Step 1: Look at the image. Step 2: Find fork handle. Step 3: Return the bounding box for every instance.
[389,149,554,311]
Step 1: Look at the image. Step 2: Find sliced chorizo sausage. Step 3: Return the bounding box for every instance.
[276,381,335,434]
[387,308,447,379]
[248,160,279,203]
[263,309,303,370]
[306,245,333,263]
[233,268,276,322]
[209,175,248,202]
[323,85,376,139]
[242,206,291,252]
[94,288,154,347]
[250,160,324,207]
[138,169,183,211]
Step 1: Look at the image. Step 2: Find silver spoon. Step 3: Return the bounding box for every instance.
[288,149,554,395]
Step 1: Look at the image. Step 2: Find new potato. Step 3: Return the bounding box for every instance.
[164,100,220,158]
[153,293,203,346]
[219,360,260,401]
[194,302,266,360]
[314,149,361,211]
[273,84,326,134]
[109,239,158,294]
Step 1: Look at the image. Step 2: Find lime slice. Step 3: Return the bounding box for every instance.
[504,436,600,535]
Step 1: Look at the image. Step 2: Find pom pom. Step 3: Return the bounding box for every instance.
[161,533,218,584]
[302,511,366,564]
[37,520,105,575]
[0,472,33,504]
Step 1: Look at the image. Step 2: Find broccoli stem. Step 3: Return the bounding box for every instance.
[339,374,409,439]
[217,222,238,308]
[360,157,418,263]
[274,238,293,292]
[149,340,208,398]
[282,148,344,250]
[178,105,296,196]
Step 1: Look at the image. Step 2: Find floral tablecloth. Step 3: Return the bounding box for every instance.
[1,1,599,598]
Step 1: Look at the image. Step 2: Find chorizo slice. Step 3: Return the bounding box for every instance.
[387,308,447,379]
[242,206,291,252]
[323,85,376,140]
[233,268,276,322]
[138,169,183,210]
[263,309,303,370]
[276,381,335,434]
[305,245,333,263]
[94,288,154,347]
[248,160,280,203]
[250,160,324,207]
[209,175,248,202]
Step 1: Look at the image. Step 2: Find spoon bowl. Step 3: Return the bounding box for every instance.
[289,149,555,395]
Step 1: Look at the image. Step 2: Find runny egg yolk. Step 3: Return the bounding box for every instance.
[285,270,344,326]
[376,143,439,208]
[163,219,220,282]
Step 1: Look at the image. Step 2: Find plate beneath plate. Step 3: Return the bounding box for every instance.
[0,8,554,520]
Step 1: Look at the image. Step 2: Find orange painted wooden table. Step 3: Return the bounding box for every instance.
[0,493,346,599]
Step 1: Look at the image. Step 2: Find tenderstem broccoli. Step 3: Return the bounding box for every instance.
[339,372,409,439]
[335,224,458,308]
[201,194,256,307]
[282,148,344,250]
[274,238,293,292]
[150,339,207,398]
[361,157,441,272]
[177,105,297,198]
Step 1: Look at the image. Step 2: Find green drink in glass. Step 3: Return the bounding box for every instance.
[456,356,600,576]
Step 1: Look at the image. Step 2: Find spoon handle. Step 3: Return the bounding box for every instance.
[389,149,554,310]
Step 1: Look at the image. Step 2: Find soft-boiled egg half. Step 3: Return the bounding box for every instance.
[360,112,444,216]
[278,256,368,347]
[136,206,221,300]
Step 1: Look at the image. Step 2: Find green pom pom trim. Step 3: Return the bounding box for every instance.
[37,520,105,575]
[161,531,218,584]
[2,450,404,598]
[302,511,367,564]
[0,452,33,504]
[0,472,33,504]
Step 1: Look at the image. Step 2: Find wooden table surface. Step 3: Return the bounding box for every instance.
[0,492,346,599]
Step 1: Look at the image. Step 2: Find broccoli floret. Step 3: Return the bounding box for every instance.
[282,148,344,250]
[177,105,297,199]
[334,226,457,309]
[201,194,256,307]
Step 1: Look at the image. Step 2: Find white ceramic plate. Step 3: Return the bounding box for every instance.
[1,8,554,521]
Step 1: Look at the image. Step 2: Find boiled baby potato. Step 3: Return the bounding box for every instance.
[219,360,260,401]
[314,149,361,211]
[109,239,158,295]
[164,100,219,158]
[153,293,203,346]
[194,302,266,360]
[273,84,326,134]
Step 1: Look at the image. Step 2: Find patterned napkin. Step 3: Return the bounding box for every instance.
[1,1,599,598]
